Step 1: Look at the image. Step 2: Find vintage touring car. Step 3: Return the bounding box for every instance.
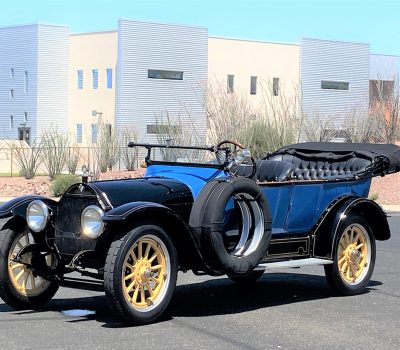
[0,140,399,324]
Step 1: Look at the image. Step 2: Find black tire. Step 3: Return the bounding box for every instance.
[0,228,58,309]
[227,269,265,284]
[104,225,178,325]
[190,177,272,275]
[324,215,376,295]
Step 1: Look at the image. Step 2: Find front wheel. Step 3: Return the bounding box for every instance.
[104,225,178,325]
[324,215,376,295]
[0,228,58,309]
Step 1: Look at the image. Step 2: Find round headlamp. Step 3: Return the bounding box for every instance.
[27,200,49,232]
[234,149,251,164]
[81,206,104,239]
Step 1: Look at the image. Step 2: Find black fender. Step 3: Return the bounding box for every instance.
[101,201,207,272]
[313,196,390,259]
[0,195,58,226]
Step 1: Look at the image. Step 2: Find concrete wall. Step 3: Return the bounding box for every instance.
[69,30,117,144]
[208,37,300,112]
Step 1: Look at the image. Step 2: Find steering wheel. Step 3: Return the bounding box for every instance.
[215,140,256,178]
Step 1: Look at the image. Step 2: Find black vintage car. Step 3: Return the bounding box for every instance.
[0,141,399,324]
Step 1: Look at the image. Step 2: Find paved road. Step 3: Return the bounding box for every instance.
[0,216,399,350]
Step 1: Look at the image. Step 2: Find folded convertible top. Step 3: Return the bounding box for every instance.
[268,142,400,175]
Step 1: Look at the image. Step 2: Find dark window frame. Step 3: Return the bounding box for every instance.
[227,74,234,93]
[321,80,349,90]
[273,77,280,96]
[250,76,257,95]
[148,69,184,81]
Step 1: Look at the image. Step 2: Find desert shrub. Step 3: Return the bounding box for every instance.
[10,141,42,179]
[41,129,69,180]
[368,192,379,201]
[66,146,81,174]
[50,174,80,197]
[119,125,139,171]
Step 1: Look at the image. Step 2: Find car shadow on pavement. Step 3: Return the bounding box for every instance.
[0,273,382,328]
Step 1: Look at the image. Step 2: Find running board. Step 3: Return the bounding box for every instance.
[59,277,104,292]
[255,258,333,270]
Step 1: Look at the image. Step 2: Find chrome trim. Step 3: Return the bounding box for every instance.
[254,258,333,270]
[26,200,50,232]
[229,192,264,258]
[81,205,105,239]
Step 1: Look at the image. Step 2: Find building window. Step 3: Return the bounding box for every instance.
[77,70,83,89]
[91,124,97,143]
[107,68,113,89]
[10,89,14,99]
[76,124,83,144]
[24,71,28,93]
[273,77,280,96]
[250,76,257,95]
[24,112,28,122]
[148,69,183,80]
[105,123,112,137]
[92,69,98,89]
[10,68,14,78]
[227,74,234,93]
[9,115,13,130]
[321,81,349,90]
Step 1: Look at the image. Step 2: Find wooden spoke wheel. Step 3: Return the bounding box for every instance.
[0,228,58,309]
[104,225,177,324]
[121,235,170,311]
[337,223,370,285]
[8,231,52,297]
[324,215,376,295]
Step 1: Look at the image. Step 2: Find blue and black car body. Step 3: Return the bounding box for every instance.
[0,140,399,324]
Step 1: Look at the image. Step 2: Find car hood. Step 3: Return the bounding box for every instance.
[90,177,194,208]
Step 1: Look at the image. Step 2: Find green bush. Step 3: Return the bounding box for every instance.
[50,174,80,197]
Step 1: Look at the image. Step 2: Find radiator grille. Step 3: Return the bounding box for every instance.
[55,194,99,255]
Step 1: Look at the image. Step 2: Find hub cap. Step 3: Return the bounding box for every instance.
[122,235,170,312]
[337,224,370,285]
[8,232,51,297]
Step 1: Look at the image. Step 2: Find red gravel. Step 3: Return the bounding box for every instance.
[0,169,145,198]
[0,168,399,204]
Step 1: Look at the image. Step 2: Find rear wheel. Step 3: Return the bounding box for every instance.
[0,228,58,309]
[104,225,177,324]
[324,215,375,295]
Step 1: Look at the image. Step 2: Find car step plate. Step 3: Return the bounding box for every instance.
[255,258,333,270]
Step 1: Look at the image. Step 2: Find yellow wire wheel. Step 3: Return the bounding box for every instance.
[337,223,371,285]
[324,214,375,295]
[121,234,171,312]
[8,231,52,297]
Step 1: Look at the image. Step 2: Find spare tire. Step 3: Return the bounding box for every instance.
[189,177,272,275]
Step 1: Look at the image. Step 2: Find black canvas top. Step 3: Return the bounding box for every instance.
[268,142,400,175]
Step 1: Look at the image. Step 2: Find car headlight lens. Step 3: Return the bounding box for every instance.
[27,200,49,232]
[234,149,251,164]
[81,206,104,239]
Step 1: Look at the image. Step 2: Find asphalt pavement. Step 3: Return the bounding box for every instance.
[0,215,399,350]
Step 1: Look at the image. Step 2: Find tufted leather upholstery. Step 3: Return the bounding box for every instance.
[269,154,371,180]
[253,160,294,182]
[235,160,294,181]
